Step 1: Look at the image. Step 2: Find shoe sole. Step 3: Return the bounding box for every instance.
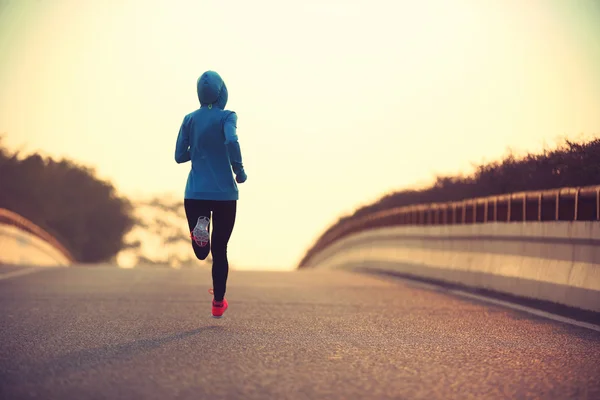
[192,216,210,247]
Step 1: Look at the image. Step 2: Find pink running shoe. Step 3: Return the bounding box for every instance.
[208,288,228,318]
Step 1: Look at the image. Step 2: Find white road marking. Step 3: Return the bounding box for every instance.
[448,289,600,333]
[387,274,600,333]
[0,267,45,281]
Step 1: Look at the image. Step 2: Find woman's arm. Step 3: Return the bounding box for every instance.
[223,112,247,183]
[175,115,191,164]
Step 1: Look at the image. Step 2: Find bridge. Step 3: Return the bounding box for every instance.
[1,187,599,399]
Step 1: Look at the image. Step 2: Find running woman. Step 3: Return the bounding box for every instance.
[174,70,247,318]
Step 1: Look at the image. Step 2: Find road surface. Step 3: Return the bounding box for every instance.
[0,266,599,399]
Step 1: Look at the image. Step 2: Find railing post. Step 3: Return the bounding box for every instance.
[472,200,477,223]
[462,202,467,224]
[483,199,488,223]
[522,194,527,221]
[507,195,511,222]
[574,187,580,221]
[555,190,560,221]
[538,193,542,221]
[493,197,498,222]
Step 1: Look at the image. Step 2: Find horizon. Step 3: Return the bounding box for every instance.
[1,0,599,269]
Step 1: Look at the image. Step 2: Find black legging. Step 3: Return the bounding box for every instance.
[184,199,236,301]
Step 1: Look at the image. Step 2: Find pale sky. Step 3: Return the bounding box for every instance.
[1,0,599,270]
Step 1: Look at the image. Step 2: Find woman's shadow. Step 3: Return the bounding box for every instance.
[20,325,224,382]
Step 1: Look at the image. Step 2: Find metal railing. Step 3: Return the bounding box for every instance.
[300,185,600,267]
[0,208,74,263]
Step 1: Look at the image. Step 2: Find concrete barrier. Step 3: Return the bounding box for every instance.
[0,224,71,267]
[301,222,600,312]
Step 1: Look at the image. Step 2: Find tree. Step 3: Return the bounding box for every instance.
[118,196,212,268]
[0,136,135,263]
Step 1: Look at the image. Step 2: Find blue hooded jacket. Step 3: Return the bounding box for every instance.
[175,71,247,201]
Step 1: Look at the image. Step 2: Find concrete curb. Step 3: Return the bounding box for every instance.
[302,222,600,312]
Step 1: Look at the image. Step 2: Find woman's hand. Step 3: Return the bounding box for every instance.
[236,171,247,184]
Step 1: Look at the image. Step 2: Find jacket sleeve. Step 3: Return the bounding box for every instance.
[223,112,246,177]
[174,115,191,163]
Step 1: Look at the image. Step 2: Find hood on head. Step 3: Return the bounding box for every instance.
[197,71,228,109]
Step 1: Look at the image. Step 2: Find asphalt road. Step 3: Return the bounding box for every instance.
[0,266,599,400]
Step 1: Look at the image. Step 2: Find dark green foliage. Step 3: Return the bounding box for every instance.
[0,137,135,262]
